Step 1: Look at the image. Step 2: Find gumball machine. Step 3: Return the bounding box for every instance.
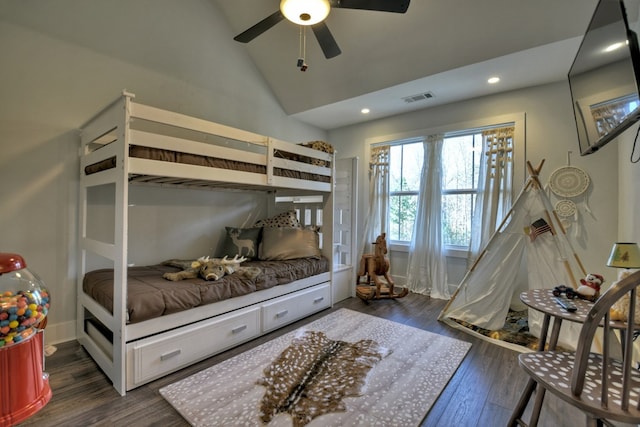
[0,253,52,426]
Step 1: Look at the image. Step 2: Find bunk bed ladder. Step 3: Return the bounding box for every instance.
[77,92,133,396]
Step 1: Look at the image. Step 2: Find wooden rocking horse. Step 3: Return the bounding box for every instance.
[356,233,409,301]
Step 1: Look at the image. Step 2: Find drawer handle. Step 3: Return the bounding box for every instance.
[232,325,247,334]
[160,349,181,361]
[276,310,289,318]
[313,297,325,303]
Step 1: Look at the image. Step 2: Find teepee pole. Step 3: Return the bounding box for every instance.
[551,209,587,276]
[527,159,545,182]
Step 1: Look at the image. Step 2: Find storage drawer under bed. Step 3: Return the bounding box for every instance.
[125,306,260,390]
[262,283,331,332]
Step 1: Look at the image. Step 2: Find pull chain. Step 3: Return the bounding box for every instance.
[297,25,308,71]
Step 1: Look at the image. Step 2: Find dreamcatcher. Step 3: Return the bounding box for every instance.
[547,152,592,235]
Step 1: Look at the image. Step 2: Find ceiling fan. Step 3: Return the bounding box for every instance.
[233,0,411,59]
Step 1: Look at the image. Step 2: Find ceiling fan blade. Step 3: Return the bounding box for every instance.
[233,10,285,43]
[331,0,410,13]
[311,22,342,59]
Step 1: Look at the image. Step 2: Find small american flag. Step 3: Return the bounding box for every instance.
[529,218,551,241]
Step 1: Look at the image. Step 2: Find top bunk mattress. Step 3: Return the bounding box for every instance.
[83,145,332,184]
[83,257,329,324]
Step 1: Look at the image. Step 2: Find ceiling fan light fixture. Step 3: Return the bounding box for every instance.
[280,0,330,26]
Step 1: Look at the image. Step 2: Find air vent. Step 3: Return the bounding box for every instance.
[402,92,435,103]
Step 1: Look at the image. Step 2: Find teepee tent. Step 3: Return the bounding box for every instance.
[439,161,587,350]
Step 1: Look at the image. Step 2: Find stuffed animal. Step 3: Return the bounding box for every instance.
[162,255,261,281]
[610,269,640,323]
[576,273,604,301]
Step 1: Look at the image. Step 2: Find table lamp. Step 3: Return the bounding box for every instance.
[607,242,640,269]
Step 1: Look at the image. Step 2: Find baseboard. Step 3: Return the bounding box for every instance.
[393,275,407,287]
[448,283,459,294]
[392,276,458,297]
[43,320,76,345]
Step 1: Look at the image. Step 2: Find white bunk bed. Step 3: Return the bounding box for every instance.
[77,92,334,395]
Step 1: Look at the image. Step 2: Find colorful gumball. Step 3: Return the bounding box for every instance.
[0,254,51,343]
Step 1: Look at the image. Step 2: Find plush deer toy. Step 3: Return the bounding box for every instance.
[162,255,260,281]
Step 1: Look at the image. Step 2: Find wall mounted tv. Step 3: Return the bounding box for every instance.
[569,0,640,155]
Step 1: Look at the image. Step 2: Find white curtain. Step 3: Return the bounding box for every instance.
[468,126,514,266]
[359,146,390,259]
[406,134,448,299]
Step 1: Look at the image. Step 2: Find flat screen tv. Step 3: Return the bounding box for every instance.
[569,0,640,155]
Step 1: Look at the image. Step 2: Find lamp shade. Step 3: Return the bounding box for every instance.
[280,0,330,25]
[607,242,640,268]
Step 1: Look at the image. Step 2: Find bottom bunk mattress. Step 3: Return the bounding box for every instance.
[83,257,329,324]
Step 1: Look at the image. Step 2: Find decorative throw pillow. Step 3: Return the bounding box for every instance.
[301,140,334,154]
[218,227,262,259]
[259,227,321,261]
[253,210,301,228]
[299,140,334,166]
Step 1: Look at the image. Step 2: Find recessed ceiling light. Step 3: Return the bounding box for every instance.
[361,108,370,114]
[488,77,500,84]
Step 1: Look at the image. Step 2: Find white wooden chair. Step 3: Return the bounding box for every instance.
[516,270,640,426]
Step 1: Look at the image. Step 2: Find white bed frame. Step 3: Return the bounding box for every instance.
[77,92,334,395]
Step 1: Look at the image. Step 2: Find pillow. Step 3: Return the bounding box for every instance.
[301,140,334,154]
[299,140,334,166]
[259,227,321,261]
[253,210,301,228]
[218,227,262,259]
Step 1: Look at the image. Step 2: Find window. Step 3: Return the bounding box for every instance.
[441,133,482,248]
[388,142,423,241]
[384,123,511,250]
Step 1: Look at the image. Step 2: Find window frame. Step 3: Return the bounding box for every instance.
[387,139,424,243]
[440,130,486,250]
[366,113,525,257]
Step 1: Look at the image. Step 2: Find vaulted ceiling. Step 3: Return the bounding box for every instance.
[213,0,600,129]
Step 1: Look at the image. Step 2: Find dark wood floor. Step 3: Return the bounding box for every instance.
[18,293,588,427]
